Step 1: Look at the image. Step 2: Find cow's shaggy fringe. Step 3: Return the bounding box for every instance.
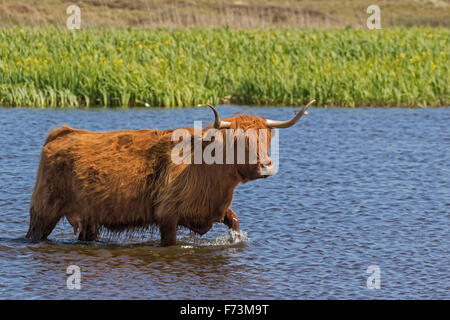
[98,225,158,243]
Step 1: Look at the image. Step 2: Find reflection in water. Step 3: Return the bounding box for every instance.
[0,232,251,299]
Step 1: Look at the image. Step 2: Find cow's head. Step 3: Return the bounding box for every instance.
[204,100,315,182]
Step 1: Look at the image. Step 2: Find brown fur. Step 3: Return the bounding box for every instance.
[26,116,272,246]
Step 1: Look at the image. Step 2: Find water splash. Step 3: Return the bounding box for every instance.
[206,229,248,246]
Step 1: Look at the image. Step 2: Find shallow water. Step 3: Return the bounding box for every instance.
[0,106,448,299]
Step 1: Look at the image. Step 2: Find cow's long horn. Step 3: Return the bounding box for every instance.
[266,99,315,128]
[206,104,231,129]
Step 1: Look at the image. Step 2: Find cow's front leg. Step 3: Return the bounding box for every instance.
[159,219,177,246]
[223,208,239,232]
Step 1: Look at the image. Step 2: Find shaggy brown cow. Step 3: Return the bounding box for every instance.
[26,100,314,246]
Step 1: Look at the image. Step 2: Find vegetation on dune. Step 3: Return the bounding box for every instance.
[1,0,449,28]
[0,26,448,107]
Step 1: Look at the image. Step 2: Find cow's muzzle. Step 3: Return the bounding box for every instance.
[259,161,275,177]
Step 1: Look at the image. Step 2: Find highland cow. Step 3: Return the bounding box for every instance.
[26,100,314,246]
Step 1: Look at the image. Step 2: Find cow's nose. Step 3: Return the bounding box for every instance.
[260,160,275,176]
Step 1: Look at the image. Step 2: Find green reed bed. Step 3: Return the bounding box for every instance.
[0,27,448,107]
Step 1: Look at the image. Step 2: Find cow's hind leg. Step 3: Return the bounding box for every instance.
[26,150,69,241]
[26,205,64,241]
[78,223,99,242]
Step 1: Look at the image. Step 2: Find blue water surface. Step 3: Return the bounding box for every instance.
[0,106,448,299]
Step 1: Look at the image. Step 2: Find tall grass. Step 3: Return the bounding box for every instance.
[0,26,448,107]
